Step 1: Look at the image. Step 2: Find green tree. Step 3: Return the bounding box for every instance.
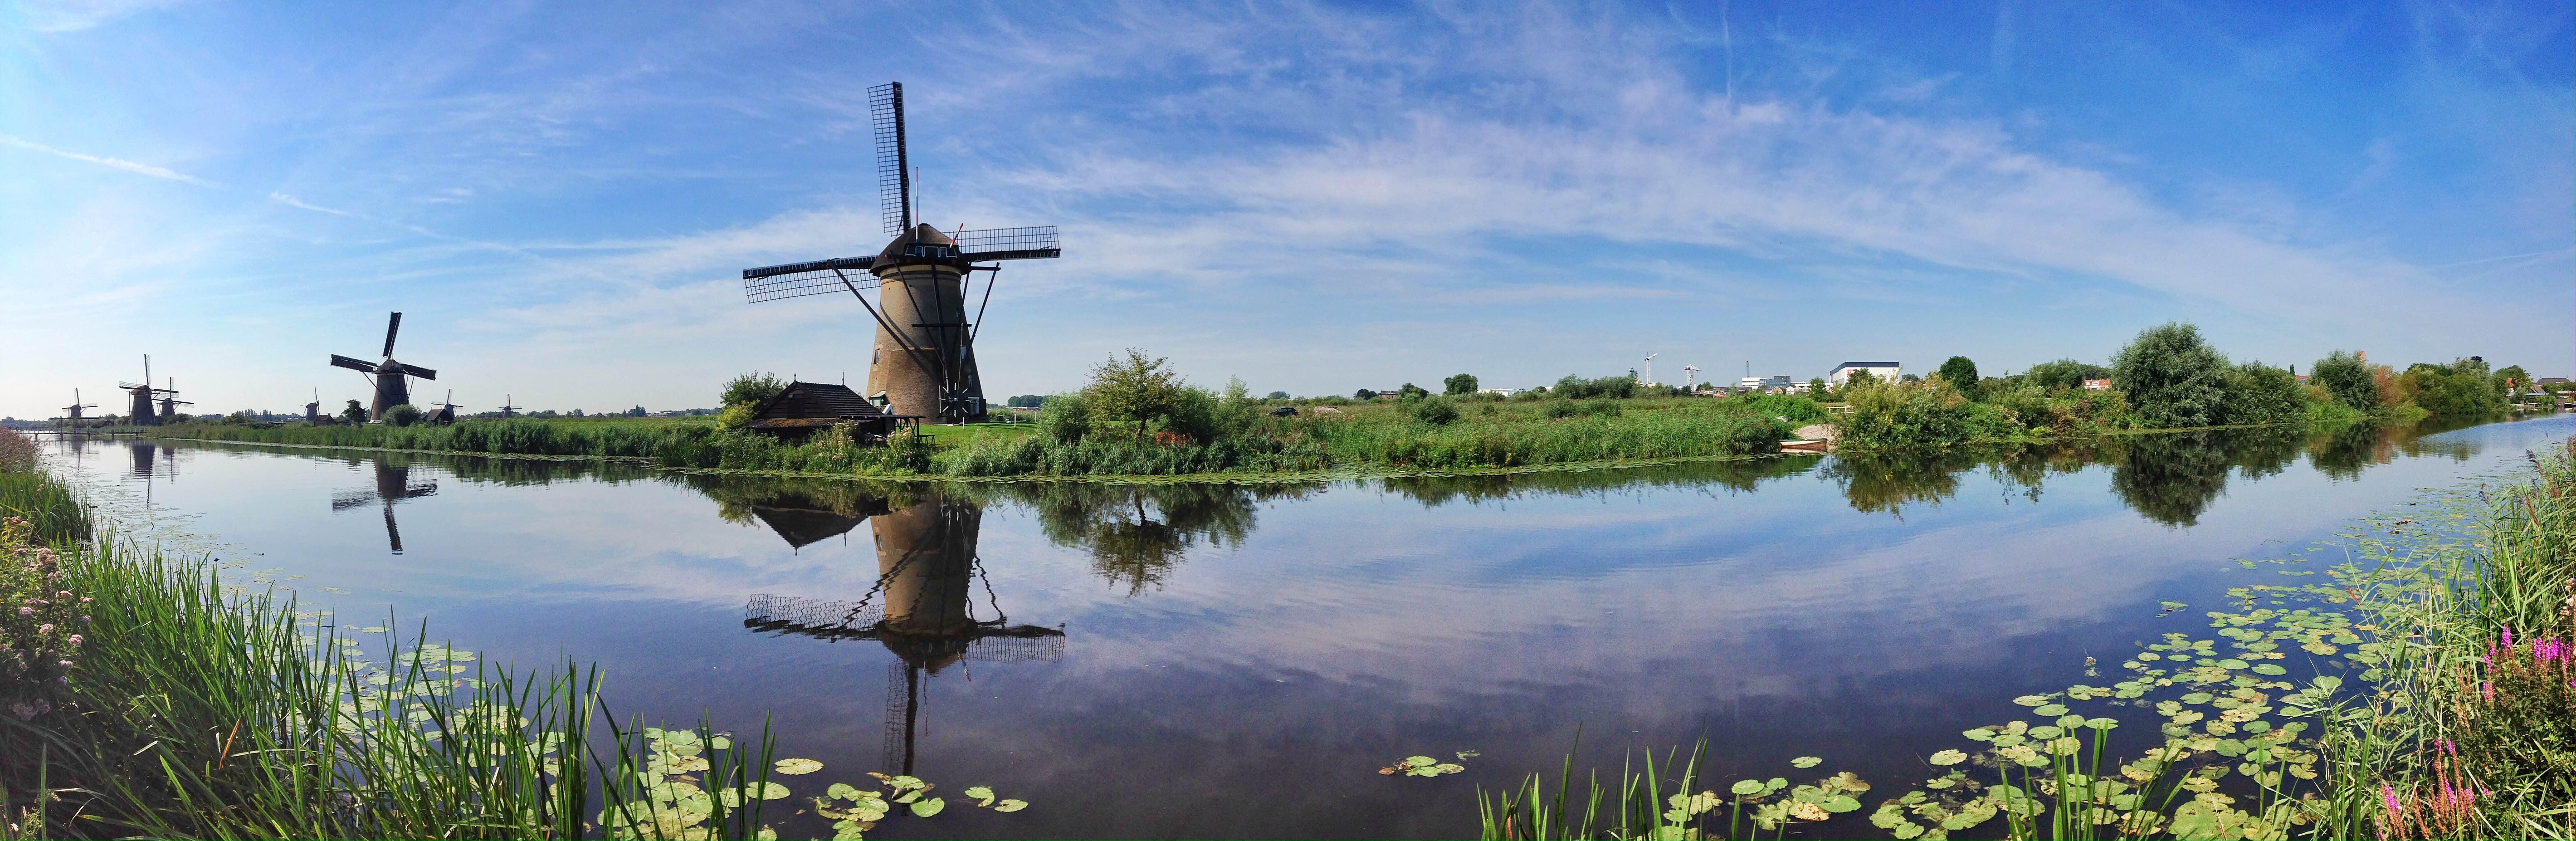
[1037,393,1092,443]
[1937,356,1980,394]
[1808,378,1829,400]
[1354,388,1378,401]
[2023,359,2112,392]
[720,371,786,409]
[1443,373,1479,396]
[339,400,367,424]
[1085,348,1185,441]
[2309,350,2379,410]
[2220,362,2304,426]
[1266,391,1290,401]
[2493,365,2531,403]
[1411,394,1461,425]
[1399,383,1429,399]
[2402,360,2502,416]
[2111,323,2230,428]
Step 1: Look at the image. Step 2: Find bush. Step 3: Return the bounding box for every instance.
[1730,393,1824,425]
[1552,374,1639,400]
[1411,395,1461,425]
[714,403,754,431]
[1543,399,1578,419]
[2309,351,2379,410]
[2111,322,2230,428]
[0,428,36,472]
[1834,378,1985,449]
[1444,374,1478,396]
[2220,362,2306,426]
[384,404,424,427]
[2022,359,2111,393]
[1036,393,1092,443]
[1938,357,1980,396]
[2402,360,2504,416]
[1579,398,1624,417]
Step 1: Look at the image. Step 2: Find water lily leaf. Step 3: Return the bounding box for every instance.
[1434,763,1465,774]
[1823,795,1860,813]
[2056,715,2088,729]
[774,758,823,775]
[963,786,994,803]
[1456,750,1480,760]
[1791,756,1822,769]
[1928,749,1966,766]
[2028,726,2065,740]
[2034,704,2069,717]
[994,799,1027,813]
[2181,693,2214,704]
[2012,695,2050,707]
[361,626,387,634]
[1962,728,1996,741]
[910,797,945,818]
[2219,659,2250,670]
[1731,780,1766,796]
[709,736,732,750]
[2251,664,2287,675]
[1406,755,1438,767]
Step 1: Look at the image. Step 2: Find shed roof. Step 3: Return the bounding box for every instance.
[746,382,891,424]
[1832,361,1900,369]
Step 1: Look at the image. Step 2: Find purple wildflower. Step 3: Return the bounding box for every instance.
[15,607,28,616]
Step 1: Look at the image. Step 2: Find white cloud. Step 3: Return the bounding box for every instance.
[0,133,221,187]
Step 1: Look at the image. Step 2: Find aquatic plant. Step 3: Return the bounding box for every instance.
[1476,740,1870,841]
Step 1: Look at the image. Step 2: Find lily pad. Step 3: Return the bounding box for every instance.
[910,797,945,818]
[994,799,1028,813]
[2251,664,2287,675]
[1731,780,1766,796]
[1928,749,1966,766]
[2033,704,2069,717]
[963,786,995,804]
[1791,756,1822,769]
[1823,795,1861,813]
[774,758,823,775]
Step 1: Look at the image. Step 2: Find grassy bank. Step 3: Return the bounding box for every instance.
[0,431,1025,839]
[1475,435,2576,839]
[127,396,1802,480]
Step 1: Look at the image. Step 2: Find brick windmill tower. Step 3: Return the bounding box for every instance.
[740,82,1062,424]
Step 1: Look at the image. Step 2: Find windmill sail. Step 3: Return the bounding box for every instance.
[872,82,911,236]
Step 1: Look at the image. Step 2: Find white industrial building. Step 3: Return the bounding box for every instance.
[1827,362,1902,386]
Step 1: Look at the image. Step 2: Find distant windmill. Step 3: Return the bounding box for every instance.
[118,355,178,426]
[743,493,1062,774]
[498,394,519,419]
[1681,365,1700,391]
[306,388,325,425]
[58,388,96,423]
[156,377,193,422]
[740,81,1063,425]
[332,458,437,554]
[329,312,438,422]
[428,389,460,425]
[1642,353,1658,386]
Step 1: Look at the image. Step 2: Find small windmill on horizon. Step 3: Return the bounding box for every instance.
[57,389,95,424]
[740,81,1062,425]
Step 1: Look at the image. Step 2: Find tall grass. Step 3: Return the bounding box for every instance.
[0,465,782,839]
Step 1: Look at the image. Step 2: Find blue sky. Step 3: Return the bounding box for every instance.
[3,0,2569,418]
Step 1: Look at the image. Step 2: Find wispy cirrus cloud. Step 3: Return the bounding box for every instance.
[0,133,221,187]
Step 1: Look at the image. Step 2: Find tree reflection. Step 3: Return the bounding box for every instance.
[1380,457,1822,507]
[1001,483,1318,596]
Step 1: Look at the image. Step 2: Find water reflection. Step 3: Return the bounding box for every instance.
[1006,483,1319,595]
[331,459,437,554]
[1381,458,1818,507]
[740,490,1065,773]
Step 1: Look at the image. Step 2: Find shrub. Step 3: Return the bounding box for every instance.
[1552,375,1639,400]
[1036,393,1092,443]
[1444,374,1478,396]
[2402,360,2504,416]
[1412,395,1461,426]
[1579,398,1623,417]
[1938,356,1980,395]
[2023,359,2111,392]
[384,404,424,427]
[714,403,754,431]
[1543,399,1578,419]
[2111,322,2230,428]
[1834,378,1981,449]
[2220,362,2305,426]
[0,428,36,472]
[2310,351,2379,410]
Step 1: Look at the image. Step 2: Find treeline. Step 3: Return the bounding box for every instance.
[1832,322,2542,450]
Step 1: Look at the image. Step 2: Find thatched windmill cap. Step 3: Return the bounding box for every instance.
[875,223,959,263]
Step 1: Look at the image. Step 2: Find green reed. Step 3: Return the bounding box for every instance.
[0,466,778,839]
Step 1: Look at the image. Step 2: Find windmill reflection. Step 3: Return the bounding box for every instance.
[124,441,176,506]
[742,491,1063,775]
[331,459,437,554]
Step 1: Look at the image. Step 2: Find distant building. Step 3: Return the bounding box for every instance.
[2540,378,2570,386]
[2083,379,2112,391]
[1827,362,1900,387]
[1478,388,1520,397]
[1739,375,1792,390]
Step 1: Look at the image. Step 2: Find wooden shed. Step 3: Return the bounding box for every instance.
[744,381,915,443]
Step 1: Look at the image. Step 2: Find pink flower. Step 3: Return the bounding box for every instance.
[2383,784,2402,814]
[65,635,80,647]
[56,660,70,668]
[15,607,28,616]
[36,624,52,635]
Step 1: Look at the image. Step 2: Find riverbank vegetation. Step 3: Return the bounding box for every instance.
[112,327,2551,479]
[1477,434,2576,839]
[1826,322,2538,451]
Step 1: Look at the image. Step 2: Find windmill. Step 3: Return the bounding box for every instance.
[428,389,461,425]
[57,389,96,424]
[1642,353,1658,386]
[740,81,1063,425]
[118,355,178,426]
[743,493,1063,774]
[306,389,327,425]
[329,312,438,422]
[332,458,437,554]
[156,377,193,422]
[499,394,519,418]
[1681,365,1700,392]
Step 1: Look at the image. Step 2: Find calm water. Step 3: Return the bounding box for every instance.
[39,415,2575,839]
